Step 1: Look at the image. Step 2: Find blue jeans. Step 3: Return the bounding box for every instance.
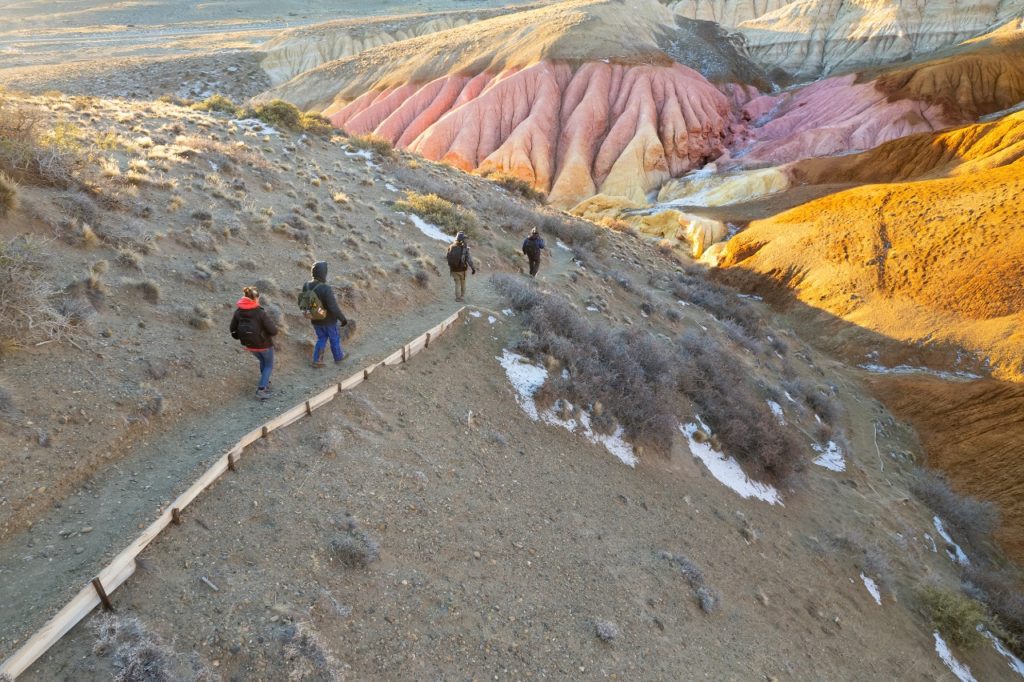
[251,348,273,389]
[313,323,344,362]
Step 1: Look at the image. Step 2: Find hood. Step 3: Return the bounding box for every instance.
[311,261,328,282]
[237,297,260,310]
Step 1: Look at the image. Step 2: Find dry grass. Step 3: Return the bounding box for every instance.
[0,172,17,217]
[0,236,79,351]
[918,585,990,648]
[910,468,998,550]
[476,169,546,202]
[394,192,478,238]
[346,134,396,159]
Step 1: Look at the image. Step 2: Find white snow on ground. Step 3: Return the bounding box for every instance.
[487,315,497,325]
[924,532,938,552]
[502,308,514,317]
[812,441,846,472]
[984,630,1024,677]
[680,420,783,505]
[677,300,689,306]
[933,516,970,565]
[556,239,571,251]
[385,183,399,192]
[860,573,882,605]
[231,118,278,135]
[344,148,374,161]
[737,293,763,301]
[783,391,797,403]
[858,363,982,382]
[934,631,977,682]
[586,306,600,312]
[767,400,784,423]
[469,311,482,318]
[497,350,638,467]
[402,213,450,242]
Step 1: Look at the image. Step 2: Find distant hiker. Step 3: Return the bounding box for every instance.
[230,286,278,401]
[299,261,348,368]
[522,226,545,277]
[446,231,477,302]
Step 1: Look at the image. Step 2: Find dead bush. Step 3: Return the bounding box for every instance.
[281,622,343,681]
[347,134,395,158]
[394,192,478,238]
[330,518,380,569]
[910,468,998,550]
[0,236,78,349]
[676,331,804,482]
[962,563,1024,655]
[0,102,81,187]
[918,585,990,649]
[476,169,546,202]
[672,270,763,337]
[92,613,212,682]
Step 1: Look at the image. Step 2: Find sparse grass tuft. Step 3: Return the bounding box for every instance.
[191,93,236,114]
[595,620,619,642]
[299,112,334,136]
[476,169,546,202]
[919,585,990,648]
[0,172,18,217]
[394,192,477,238]
[0,236,79,350]
[962,563,1024,655]
[347,134,395,159]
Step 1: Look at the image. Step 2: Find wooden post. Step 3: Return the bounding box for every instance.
[91,578,113,611]
[262,425,269,438]
[227,452,236,472]
[363,369,369,380]
[425,332,431,348]
[171,508,181,525]
[401,345,406,362]
[305,400,312,416]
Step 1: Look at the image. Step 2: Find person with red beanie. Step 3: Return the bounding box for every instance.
[229,286,279,400]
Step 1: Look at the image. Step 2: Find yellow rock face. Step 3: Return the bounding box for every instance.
[656,167,792,207]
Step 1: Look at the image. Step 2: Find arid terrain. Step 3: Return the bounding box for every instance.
[2,1,1024,680]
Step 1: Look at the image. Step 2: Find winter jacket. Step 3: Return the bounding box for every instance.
[522,235,545,260]
[447,242,477,274]
[230,298,278,350]
[302,261,348,327]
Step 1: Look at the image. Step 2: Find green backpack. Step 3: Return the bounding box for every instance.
[297,284,327,321]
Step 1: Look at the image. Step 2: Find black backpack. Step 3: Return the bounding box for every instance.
[447,244,467,270]
[523,238,540,259]
[235,313,262,347]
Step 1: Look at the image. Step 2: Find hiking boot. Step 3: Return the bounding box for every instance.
[255,387,271,401]
[334,354,346,364]
[311,360,326,368]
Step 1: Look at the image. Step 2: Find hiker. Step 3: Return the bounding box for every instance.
[229,286,278,401]
[298,261,348,368]
[446,231,477,302]
[522,226,545,277]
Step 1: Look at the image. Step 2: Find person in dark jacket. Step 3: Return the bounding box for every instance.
[300,260,348,368]
[446,231,477,302]
[522,227,545,277]
[229,286,278,400]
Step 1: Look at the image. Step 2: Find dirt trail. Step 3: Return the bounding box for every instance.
[0,243,574,662]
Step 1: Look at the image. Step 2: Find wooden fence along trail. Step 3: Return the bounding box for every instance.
[0,308,466,680]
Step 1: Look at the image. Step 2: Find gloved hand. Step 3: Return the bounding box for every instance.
[340,319,349,327]
[472,268,477,275]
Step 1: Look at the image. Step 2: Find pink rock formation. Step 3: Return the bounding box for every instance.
[726,74,955,167]
[328,60,734,207]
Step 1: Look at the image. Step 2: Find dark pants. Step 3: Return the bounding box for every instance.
[528,258,540,277]
[250,348,273,389]
[313,323,344,362]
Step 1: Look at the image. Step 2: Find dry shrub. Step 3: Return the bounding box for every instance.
[672,270,763,337]
[281,622,343,681]
[330,518,380,569]
[677,331,804,482]
[0,172,17,217]
[190,94,236,114]
[92,613,213,682]
[0,236,79,350]
[918,586,990,648]
[394,192,478,238]
[0,101,81,187]
[962,564,1024,655]
[910,468,998,550]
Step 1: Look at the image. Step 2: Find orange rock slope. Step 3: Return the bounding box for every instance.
[715,111,1024,381]
[330,61,735,206]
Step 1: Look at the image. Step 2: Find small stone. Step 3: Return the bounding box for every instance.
[74,547,84,554]
[473,551,481,560]
[81,526,93,534]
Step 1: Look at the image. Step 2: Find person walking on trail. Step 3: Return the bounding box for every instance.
[446,231,477,302]
[230,286,278,401]
[522,226,545,277]
[298,261,348,368]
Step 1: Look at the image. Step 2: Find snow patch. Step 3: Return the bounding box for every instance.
[858,363,982,382]
[767,400,784,424]
[402,213,450,242]
[385,183,399,192]
[812,441,845,472]
[680,420,782,505]
[555,239,571,251]
[933,516,970,565]
[501,308,514,317]
[923,532,938,553]
[586,306,599,312]
[469,311,481,318]
[497,351,637,467]
[984,630,1024,677]
[231,118,278,136]
[487,315,497,325]
[860,573,881,605]
[934,631,977,682]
